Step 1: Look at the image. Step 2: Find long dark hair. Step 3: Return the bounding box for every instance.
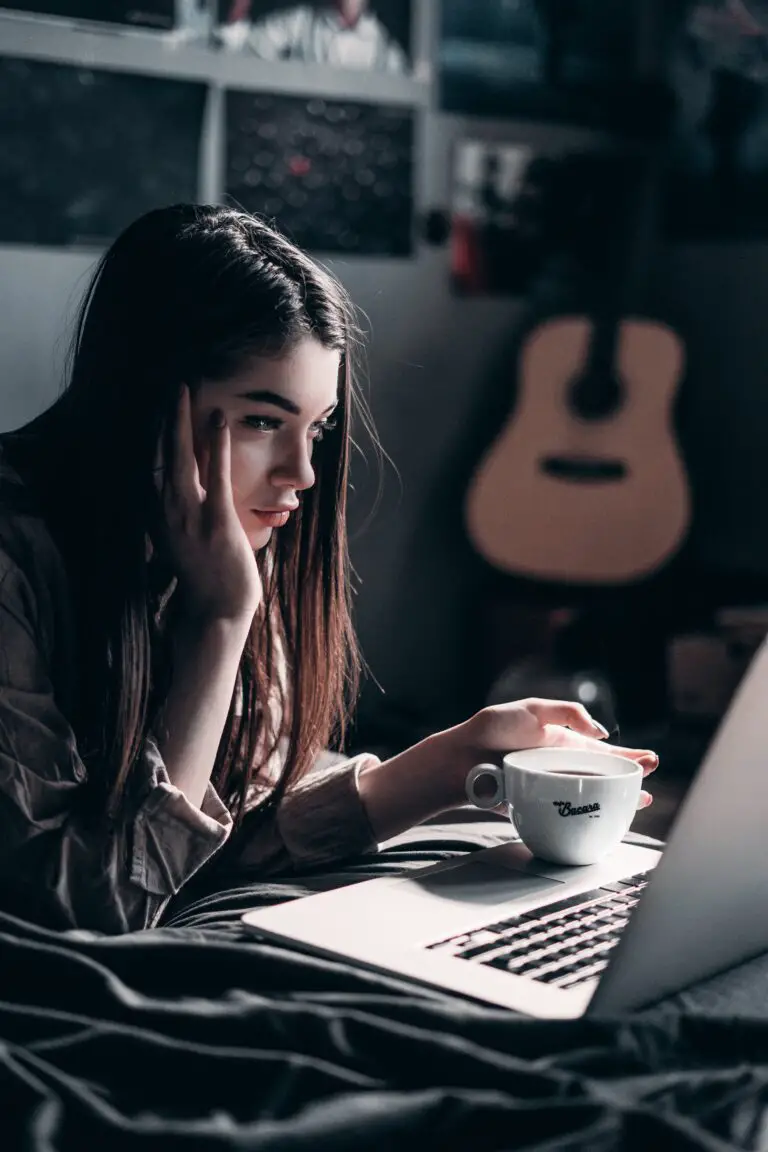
[4,204,371,829]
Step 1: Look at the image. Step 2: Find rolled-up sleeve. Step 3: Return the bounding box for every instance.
[0,556,232,933]
[225,752,380,875]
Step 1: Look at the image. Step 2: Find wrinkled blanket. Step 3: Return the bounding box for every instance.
[3,826,768,1150]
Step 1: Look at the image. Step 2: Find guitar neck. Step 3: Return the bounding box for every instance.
[622,0,672,316]
[572,153,644,384]
[536,0,576,85]
[588,0,672,344]
[575,0,673,399]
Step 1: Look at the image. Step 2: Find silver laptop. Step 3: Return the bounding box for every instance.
[242,637,768,1019]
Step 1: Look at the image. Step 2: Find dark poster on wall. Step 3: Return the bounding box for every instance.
[0,2,177,28]
[0,56,205,246]
[665,0,768,240]
[438,0,647,130]
[225,90,414,256]
[215,1,411,73]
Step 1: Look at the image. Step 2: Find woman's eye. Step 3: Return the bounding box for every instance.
[242,416,280,432]
[311,417,338,442]
[241,415,337,439]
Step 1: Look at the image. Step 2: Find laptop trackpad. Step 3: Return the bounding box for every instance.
[412,859,560,906]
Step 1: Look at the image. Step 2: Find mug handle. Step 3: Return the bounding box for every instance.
[465,762,506,809]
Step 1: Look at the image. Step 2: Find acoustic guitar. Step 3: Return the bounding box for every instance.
[465,140,691,586]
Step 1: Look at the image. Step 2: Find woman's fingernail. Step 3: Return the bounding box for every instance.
[641,752,659,768]
[592,721,610,738]
[210,408,226,429]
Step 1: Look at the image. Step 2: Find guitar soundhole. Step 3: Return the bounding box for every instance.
[569,370,623,421]
[541,456,627,483]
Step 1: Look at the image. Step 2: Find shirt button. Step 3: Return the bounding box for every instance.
[73,763,87,783]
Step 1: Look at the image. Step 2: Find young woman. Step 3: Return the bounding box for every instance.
[0,204,657,934]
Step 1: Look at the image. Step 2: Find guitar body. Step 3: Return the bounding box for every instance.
[465,316,691,585]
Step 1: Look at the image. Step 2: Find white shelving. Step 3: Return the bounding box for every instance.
[0,11,430,105]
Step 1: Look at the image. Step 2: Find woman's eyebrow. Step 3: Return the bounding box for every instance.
[236,389,337,417]
[236,389,300,414]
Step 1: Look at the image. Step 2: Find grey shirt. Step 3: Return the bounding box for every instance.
[0,458,378,934]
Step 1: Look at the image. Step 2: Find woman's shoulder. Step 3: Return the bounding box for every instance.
[0,436,52,537]
[0,437,68,627]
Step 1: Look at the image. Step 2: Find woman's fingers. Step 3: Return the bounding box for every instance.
[611,745,659,775]
[203,409,236,519]
[541,724,658,774]
[469,701,660,789]
[524,698,609,739]
[170,385,202,508]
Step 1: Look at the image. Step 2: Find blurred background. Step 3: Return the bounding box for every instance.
[3,1,768,837]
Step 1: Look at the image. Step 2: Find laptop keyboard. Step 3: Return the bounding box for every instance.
[426,871,651,991]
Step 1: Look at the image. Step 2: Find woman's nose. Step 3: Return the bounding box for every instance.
[275,439,316,492]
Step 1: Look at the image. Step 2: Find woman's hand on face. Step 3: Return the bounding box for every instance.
[155,385,262,627]
[456,698,658,810]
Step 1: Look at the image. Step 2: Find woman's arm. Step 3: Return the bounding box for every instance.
[0,555,233,934]
[357,704,658,843]
[156,616,251,809]
[153,393,264,810]
[225,709,655,880]
[356,731,463,841]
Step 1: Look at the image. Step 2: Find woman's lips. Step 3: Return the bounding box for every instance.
[250,509,291,528]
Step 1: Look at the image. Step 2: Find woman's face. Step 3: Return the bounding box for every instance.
[192,337,341,550]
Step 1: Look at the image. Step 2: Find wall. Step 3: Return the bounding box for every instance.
[2,7,768,742]
[661,243,768,578]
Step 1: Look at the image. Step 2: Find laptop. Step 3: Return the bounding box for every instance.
[242,637,768,1019]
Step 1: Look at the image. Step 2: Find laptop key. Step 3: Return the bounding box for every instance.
[484,916,525,933]
[429,940,471,956]
[554,957,612,988]
[464,930,503,948]
[536,964,582,983]
[467,933,534,957]
[618,872,650,887]
[475,939,539,967]
[599,872,651,894]
[492,922,537,942]
[530,950,598,981]
[459,939,514,961]
[519,889,609,920]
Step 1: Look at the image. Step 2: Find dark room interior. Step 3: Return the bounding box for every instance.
[3,2,768,1148]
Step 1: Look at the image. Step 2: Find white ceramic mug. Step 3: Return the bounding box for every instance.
[465,747,643,866]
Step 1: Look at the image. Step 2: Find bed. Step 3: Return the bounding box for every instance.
[4,820,768,1150]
